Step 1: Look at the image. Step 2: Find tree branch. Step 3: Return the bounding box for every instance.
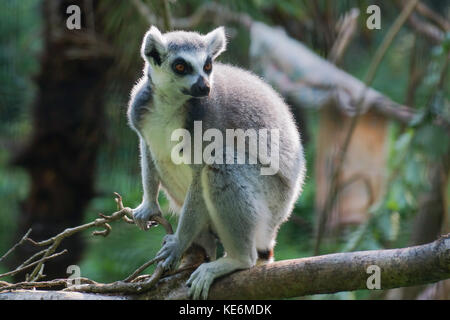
[250,22,450,134]
[131,1,253,30]
[328,8,360,66]
[395,0,447,44]
[0,229,32,263]
[0,192,172,284]
[0,250,68,280]
[1,235,449,300]
[415,1,450,31]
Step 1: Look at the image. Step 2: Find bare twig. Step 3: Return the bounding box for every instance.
[173,2,253,30]
[123,257,162,282]
[131,1,253,30]
[64,263,165,294]
[328,8,360,65]
[162,0,172,31]
[0,229,32,263]
[130,0,159,25]
[415,1,450,31]
[1,189,174,294]
[395,0,446,44]
[73,199,174,288]
[25,193,139,281]
[0,277,97,292]
[66,257,200,294]
[3,193,135,281]
[25,209,133,280]
[0,250,68,280]
[125,251,198,284]
[15,250,45,271]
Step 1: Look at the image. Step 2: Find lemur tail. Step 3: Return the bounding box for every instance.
[257,248,274,264]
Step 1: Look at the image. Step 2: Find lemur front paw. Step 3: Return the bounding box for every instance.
[155,234,183,270]
[132,201,162,231]
[186,263,215,300]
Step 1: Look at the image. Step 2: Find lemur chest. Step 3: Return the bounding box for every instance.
[140,106,192,203]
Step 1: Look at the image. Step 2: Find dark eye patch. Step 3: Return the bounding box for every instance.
[203,57,212,74]
[172,58,193,75]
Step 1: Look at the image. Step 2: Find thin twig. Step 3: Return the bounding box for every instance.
[131,262,201,284]
[130,0,159,25]
[64,194,174,291]
[162,0,172,31]
[328,8,360,66]
[15,250,45,271]
[64,262,165,294]
[395,0,446,44]
[131,1,253,30]
[0,277,97,292]
[0,229,32,263]
[1,191,174,294]
[24,193,135,281]
[415,1,450,31]
[123,257,162,282]
[0,250,67,280]
[172,2,253,30]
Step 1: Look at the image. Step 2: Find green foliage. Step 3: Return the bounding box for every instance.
[0,0,40,279]
[0,0,41,137]
[0,149,30,279]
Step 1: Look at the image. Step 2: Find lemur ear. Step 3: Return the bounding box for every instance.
[141,26,168,66]
[204,26,227,59]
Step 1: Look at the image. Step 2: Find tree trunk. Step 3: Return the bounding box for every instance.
[11,0,112,280]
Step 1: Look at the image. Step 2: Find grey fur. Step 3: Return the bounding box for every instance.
[127,26,306,299]
[127,80,152,131]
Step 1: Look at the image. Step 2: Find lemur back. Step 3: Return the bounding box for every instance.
[128,26,305,300]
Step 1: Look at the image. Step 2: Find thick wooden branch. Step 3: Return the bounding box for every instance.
[0,290,127,300]
[1,235,449,300]
[250,22,409,119]
[250,22,450,133]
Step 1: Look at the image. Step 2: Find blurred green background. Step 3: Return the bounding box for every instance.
[0,0,449,299]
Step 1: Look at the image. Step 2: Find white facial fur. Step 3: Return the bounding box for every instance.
[152,50,210,98]
[141,26,226,99]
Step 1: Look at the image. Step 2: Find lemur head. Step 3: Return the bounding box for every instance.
[141,26,226,98]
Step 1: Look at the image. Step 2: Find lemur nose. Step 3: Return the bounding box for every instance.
[191,76,210,97]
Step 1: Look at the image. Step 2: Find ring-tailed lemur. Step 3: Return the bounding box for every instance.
[127,26,306,299]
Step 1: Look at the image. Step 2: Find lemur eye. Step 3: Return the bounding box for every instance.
[175,63,185,73]
[172,59,192,75]
[204,62,212,72]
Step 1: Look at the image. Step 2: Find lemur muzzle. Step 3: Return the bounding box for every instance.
[191,76,210,97]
